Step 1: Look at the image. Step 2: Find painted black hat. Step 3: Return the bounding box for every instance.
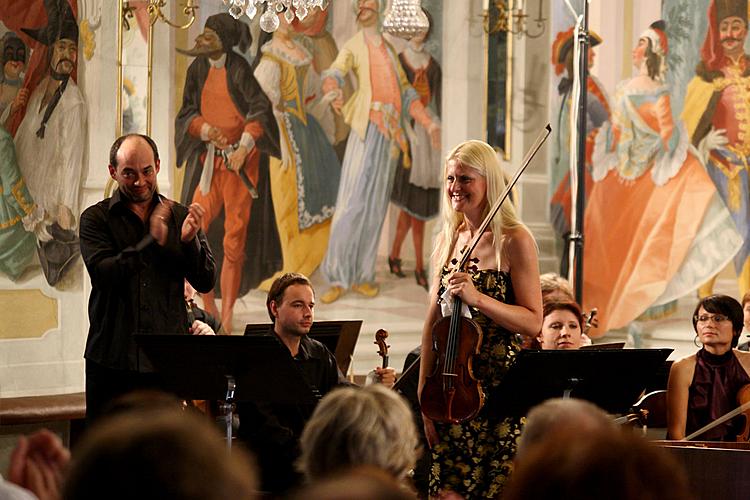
[21,0,79,46]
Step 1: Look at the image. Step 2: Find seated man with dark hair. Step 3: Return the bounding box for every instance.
[238,273,395,495]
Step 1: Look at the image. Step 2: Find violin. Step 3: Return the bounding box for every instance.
[375,329,389,370]
[420,254,485,423]
[420,125,551,424]
[583,307,598,336]
[684,382,750,442]
[736,384,750,442]
[186,298,197,329]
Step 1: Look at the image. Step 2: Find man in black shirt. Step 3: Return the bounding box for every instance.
[79,134,215,422]
[239,273,394,495]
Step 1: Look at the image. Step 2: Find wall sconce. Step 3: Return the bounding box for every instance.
[485,0,546,39]
[117,0,198,138]
[147,0,199,30]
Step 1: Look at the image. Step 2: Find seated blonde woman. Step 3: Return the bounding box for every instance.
[538,301,585,350]
[297,385,418,487]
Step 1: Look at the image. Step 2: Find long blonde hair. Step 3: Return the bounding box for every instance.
[433,140,526,271]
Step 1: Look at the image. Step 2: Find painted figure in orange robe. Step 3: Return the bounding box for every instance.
[175,13,281,332]
[582,21,740,335]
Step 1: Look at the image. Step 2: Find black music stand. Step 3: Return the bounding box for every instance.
[244,320,362,374]
[490,348,673,416]
[135,334,318,447]
[580,342,626,350]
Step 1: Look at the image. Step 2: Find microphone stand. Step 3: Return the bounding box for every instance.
[566,0,591,305]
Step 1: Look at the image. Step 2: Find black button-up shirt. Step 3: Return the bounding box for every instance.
[238,332,348,493]
[79,190,215,371]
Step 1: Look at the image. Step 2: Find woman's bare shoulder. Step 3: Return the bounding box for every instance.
[672,353,697,366]
[502,226,535,250]
[670,354,697,377]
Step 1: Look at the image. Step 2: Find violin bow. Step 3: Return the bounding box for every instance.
[684,398,750,441]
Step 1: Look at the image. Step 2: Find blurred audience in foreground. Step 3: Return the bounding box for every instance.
[298,385,419,491]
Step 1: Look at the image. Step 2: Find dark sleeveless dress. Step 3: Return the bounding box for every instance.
[430,267,524,498]
[686,348,750,441]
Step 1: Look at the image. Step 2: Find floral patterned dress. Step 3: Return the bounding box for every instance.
[430,267,524,498]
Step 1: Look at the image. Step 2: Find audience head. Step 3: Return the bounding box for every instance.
[538,300,585,350]
[692,294,743,348]
[266,272,314,322]
[99,389,185,419]
[540,272,575,303]
[516,398,616,460]
[507,426,692,500]
[298,385,418,482]
[290,466,414,500]
[63,408,257,500]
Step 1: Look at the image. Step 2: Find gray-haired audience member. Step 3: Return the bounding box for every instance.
[507,427,692,500]
[509,398,692,500]
[298,385,419,484]
[290,466,415,500]
[517,398,617,459]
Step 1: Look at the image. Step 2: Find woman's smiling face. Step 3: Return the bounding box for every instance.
[445,159,487,217]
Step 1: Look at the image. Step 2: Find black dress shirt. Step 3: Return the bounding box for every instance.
[238,332,348,494]
[79,190,215,371]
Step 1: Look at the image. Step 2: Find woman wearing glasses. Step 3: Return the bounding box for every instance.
[667,295,750,440]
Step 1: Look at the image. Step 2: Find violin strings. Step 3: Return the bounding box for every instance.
[445,297,461,389]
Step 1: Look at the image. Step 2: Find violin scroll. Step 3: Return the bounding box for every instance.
[375,329,390,369]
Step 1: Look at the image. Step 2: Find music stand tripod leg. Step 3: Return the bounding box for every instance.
[563,378,581,399]
[221,375,236,449]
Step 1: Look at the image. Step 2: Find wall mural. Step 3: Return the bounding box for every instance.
[175,10,282,333]
[316,0,440,305]
[675,0,750,298]
[0,0,87,287]
[173,1,443,332]
[120,0,150,135]
[551,0,749,336]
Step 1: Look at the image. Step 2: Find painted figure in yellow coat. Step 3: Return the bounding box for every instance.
[682,0,750,297]
[254,13,340,285]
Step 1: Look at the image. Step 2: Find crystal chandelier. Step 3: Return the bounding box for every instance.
[382,0,429,39]
[223,0,329,32]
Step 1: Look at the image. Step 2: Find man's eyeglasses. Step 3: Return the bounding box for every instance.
[694,314,730,323]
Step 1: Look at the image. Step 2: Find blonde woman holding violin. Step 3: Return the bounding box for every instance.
[667,295,750,441]
[417,140,542,498]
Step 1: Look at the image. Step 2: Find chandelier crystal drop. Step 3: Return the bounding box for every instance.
[382,0,429,39]
[223,0,328,31]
